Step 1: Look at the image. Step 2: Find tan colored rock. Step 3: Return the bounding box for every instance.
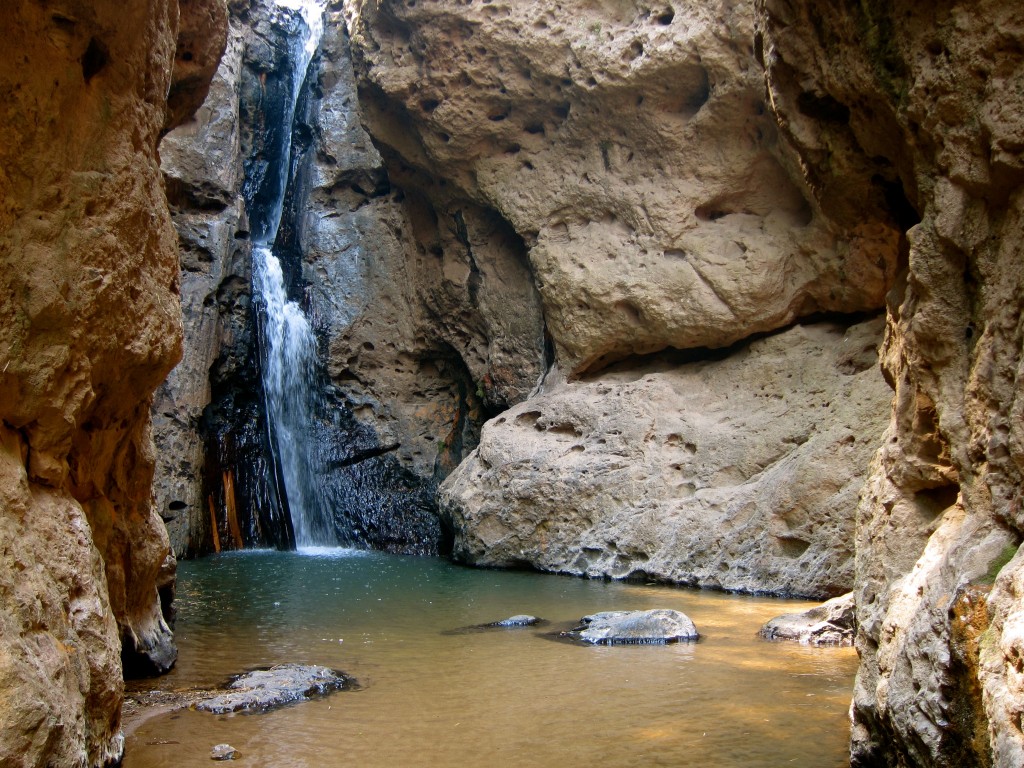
[440,318,890,597]
[343,0,898,375]
[166,0,231,132]
[0,0,224,764]
[758,0,1024,764]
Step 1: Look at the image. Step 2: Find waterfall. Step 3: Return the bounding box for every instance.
[252,0,335,549]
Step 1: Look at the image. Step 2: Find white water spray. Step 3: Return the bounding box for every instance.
[255,0,334,549]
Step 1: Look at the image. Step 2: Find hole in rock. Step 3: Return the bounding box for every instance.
[915,484,960,520]
[81,37,109,83]
[796,91,851,125]
[515,410,543,426]
[872,174,921,231]
[776,537,811,558]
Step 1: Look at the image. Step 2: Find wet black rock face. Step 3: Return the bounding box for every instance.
[200,2,452,556]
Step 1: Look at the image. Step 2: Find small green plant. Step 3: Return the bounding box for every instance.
[982,542,1020,584]
[589,22,602,35]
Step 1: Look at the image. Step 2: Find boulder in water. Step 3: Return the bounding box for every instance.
[210,744,239,761]
[195,664,350,714]
[563,609,699,645]
[758,593,855,646]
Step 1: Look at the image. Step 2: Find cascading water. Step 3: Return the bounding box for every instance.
[251,0,336,550]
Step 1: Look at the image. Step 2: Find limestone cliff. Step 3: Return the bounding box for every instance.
[757,0,1024,764]
[0,0,225,765]
[442,318,889,596]
[337,0,895,598]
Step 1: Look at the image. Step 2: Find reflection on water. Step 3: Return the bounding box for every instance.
[124,550,856,767]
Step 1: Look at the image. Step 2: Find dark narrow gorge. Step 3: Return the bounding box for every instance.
[1,0,1022,766]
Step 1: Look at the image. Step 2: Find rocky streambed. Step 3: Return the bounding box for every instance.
[122,550,857,767]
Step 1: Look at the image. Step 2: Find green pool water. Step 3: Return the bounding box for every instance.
[123,549,857,767]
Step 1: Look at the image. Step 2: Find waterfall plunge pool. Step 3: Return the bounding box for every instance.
[123,550,856,767]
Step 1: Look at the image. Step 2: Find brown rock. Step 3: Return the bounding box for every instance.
[166,0,230,133]
[303,9,547,478]
[0,0,225,764]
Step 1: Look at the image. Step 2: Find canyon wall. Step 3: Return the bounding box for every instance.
[149,0,1024,764]
[155,0,547,557]
[757,0,1024,764]
[339,0,897,598]
[341,0,1024,762]
[0,0,225,765]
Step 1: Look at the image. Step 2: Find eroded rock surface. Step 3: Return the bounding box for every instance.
[156,22,252,556]
[0,0,225,765]
[194,664,351,714]
[441,319,890,597]
[343,0,898,375]
[759,593,856,646]
[757,0,1024,764]
[154,0,548,557]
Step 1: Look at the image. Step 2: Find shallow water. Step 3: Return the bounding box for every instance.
[124,550,856,767]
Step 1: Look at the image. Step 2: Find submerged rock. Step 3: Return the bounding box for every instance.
[210,744,239,761]
[490,615,542,628]
[194,664,350,714]
[563,610,699,645]
[444,614,545,635]
[759,593,855,647]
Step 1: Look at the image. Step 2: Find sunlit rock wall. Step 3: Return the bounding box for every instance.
[339,0,894,597]
[442,318,889,596]
[757,0,1024,764]
[0,0,225,765]
[342,0,899,375]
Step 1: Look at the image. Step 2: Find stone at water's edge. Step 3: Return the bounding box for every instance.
[194,664,351,714]
[759,593,855,647]
[563,610,699,646]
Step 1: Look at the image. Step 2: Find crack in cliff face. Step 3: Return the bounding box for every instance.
[578,309,885,381]
[327,441,400,468]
